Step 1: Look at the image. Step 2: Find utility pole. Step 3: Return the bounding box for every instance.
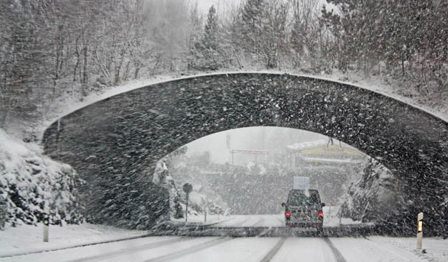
[203,198,208,224]
[56,119,61,157]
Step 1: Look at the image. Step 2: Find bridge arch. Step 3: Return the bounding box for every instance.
[43,73,448,230]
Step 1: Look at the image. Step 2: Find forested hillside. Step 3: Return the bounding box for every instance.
[1,0,446,137]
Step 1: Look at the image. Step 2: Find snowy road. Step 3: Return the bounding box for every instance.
[210,207,364,228]
[211,214,284,227]
[1,235,443,262]
[1,215,446,262]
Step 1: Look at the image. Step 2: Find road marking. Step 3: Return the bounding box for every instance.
[143,237,232,262]
[259,237,287,262]
[323,237,347,262]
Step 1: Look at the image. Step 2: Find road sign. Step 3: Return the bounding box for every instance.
[183,183,193,194]
[183,183,193,222]
[293,176,310,190]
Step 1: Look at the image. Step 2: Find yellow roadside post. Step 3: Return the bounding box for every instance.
[417,212,423,249]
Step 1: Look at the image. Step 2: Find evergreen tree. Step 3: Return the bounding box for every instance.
[233,0,289,69]
[324,0,447,83]
[238,0,266,57]
[201,5,222,70]
[203,6,219,51]
[259,0,288,69]
[189,5,223,71]
[187,3,203,70]
[291,0,319,68]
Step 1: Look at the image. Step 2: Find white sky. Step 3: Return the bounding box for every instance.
[192,0,242,14]
[186,127,327,164]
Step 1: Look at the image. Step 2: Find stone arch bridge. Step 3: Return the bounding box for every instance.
[43,73,448,231]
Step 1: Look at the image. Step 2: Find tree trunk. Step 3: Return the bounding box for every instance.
[401,54,405,76]
[134,64,140,79]
[81,45,88,97]
[73,53,80,82]
[123,61,131,82]
[114,48,126,85]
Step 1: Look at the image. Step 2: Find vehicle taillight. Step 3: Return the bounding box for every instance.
[285,212,291,218]
[318,211,323,217]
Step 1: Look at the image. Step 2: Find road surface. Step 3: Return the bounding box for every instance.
[1,215,445,262]
[0,235,437,262]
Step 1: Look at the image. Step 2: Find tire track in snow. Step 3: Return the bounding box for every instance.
[143,237,232,262]
[276,216,284,226]
[259,237,287,262]
[66,237,185,262]
[213,216,251,227]
[251,217,266,227]
[323,237,347,262]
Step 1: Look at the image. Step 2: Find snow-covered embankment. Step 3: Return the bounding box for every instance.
[0,129,83,227]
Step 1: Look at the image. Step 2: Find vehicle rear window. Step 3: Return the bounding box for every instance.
[287,190,320,206]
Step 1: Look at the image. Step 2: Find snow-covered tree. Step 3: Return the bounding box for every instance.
[189,5,224,71]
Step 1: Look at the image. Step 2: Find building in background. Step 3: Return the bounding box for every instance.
[287,139,366,169]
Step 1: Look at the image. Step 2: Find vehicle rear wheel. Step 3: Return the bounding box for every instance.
[316,225,323,236]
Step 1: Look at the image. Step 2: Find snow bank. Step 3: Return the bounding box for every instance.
[152,160,180,221]
[368,236,448,262]
[339,158,406,225]
[152,159,227,221]
[0,129,83,227]
[0,223,147,257]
